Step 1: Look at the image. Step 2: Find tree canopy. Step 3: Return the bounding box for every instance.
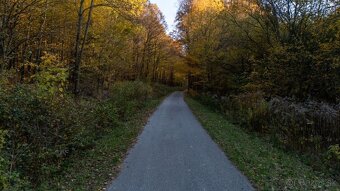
[177,0,339,102]
[0,0,183,96]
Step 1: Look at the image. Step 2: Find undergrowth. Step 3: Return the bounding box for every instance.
[186,97,340,191]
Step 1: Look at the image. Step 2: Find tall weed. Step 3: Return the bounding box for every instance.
[191,91,340,179]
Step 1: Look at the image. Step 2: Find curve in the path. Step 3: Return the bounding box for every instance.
[107,92,254,191]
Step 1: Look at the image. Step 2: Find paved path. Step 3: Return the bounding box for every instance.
[107,92,254,191]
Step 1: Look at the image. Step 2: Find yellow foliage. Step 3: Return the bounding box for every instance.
[192,0,224,12]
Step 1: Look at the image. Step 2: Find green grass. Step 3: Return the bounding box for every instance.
[38,98,163,191]
[185,97,340,191]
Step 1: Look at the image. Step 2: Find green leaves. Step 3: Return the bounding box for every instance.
[34,52,68,100]
[109,81,153,119]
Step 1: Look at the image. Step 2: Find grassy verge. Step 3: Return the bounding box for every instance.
[38,98,163,190]
[185,97,340,191]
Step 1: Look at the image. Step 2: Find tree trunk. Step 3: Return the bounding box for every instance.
[72,0,95,95]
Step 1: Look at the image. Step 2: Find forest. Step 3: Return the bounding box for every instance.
[0,0,339,190]
[0,0,182,189]
[177,0,340,187]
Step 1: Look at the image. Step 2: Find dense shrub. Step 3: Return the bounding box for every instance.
[268,98,340,151]
[220,92,270,133]
[109,81,153,119]
[151,83,182,98]
[0,78,174,189]
[0,130,30,191]
[204,92,340,152]
[0,84,119,186]
[267,98,340,179]
[191,91,340,178]
[0,80,159,188]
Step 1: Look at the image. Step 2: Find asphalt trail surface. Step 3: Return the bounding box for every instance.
[107,92,254,191]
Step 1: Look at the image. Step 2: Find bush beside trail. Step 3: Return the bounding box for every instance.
[188,90,340,181]
[0,79,175,190]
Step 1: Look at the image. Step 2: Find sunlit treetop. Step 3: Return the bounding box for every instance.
[192,0,224,12]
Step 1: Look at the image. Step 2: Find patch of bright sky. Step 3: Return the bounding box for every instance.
[149,0,179,33]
